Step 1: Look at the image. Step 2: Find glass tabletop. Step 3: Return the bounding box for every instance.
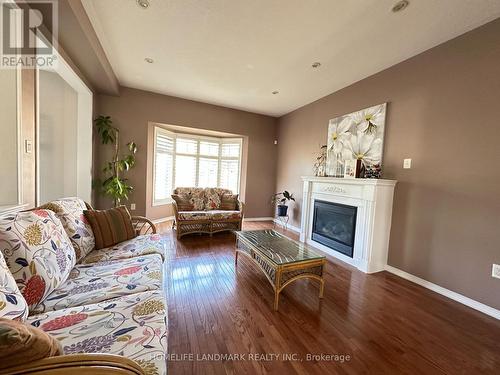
[235,229,325,265]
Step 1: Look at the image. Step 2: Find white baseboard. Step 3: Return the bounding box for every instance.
[243,217,274,222]
[385,265,500,320]
[151,216,174,224]
[272,218,301,233]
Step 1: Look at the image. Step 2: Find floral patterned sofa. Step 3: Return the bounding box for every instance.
[0,197,169,375]
[172,187,244,239]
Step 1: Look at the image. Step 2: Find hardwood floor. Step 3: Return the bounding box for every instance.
[158,221,500,374]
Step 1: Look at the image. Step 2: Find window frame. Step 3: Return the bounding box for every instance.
[153,126,242,206]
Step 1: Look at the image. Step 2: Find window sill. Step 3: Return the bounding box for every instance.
[152,198,174,207]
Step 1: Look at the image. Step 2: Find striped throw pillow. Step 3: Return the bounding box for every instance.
[220,194,239,210]
[83,206,136,250]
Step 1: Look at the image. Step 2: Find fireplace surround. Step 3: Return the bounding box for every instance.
[300,177,397,273]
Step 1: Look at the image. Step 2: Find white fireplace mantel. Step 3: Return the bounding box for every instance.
[300,176,397,273]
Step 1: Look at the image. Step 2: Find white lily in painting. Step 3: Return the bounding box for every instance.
[328,116,352,154]
[352,104,385,134]
[345,133,382,165]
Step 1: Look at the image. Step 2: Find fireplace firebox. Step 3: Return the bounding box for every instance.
[311,200,357,258]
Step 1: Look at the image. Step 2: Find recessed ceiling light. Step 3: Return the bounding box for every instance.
[392,0,409,12]
[144,57,154,63]
[272,90,279,95]
[137,0,150,9]
[312,62,321,68]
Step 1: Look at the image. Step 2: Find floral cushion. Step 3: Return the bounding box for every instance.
[0,210,76,312]
[171,194,194,211]
[0,251,28,321]
[177,211,211,221]
[34,254,163,313]
[209,210,242,221]
[213,188,233,196]
[189,190,205,211]
[28,290,167,375]
[173,187,204,196]
[173,188,205,210]
[204,188,221,210]
[39,198,95,262]
[219,193,239,210]
[177,210,242,221]
[79,234,168,265]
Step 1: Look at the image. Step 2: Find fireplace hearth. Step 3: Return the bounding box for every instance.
[311,200,357,258]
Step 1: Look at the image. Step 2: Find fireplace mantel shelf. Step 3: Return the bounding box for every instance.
[301,176,397,187]
[300,176,397,273]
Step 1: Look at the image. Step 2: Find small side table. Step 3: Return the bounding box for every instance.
[275,215,289,231]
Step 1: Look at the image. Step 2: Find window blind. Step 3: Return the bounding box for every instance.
[153,128,242,205]
[154,130,174,203]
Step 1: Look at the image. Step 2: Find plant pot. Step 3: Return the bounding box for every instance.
[277,205,288,217]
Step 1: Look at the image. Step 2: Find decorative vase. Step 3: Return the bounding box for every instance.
[277,205,288,217]
[326,150,344,177]
[317,164,326,177]
[355,159,364,178]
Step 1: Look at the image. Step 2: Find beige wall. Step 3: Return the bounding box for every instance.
[276,19,500,309]
[0,69,20,206]
[95,87,278,219]
[21,69,37,209]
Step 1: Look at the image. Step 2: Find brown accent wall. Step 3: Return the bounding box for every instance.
[276,19,500,309]
[95,87,278,219]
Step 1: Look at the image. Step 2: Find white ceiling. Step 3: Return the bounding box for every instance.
[82,0,500,117]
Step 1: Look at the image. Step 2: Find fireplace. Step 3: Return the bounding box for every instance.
[311,200,357,258]
[301,177,396,273]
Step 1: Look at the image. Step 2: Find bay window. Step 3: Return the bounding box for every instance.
[154,127,242,205]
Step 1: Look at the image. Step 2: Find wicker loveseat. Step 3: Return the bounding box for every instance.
[172,187,244,239]
[0,197,169,375]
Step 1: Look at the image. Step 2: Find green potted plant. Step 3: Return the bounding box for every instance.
[94,115,137,207]
[271,191,295,217]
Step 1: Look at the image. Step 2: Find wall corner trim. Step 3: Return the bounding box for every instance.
[385,265,500,320]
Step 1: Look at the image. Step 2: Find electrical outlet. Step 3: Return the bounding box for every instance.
[403,158,412,169]
[492,264,500,279]
[130,203,136,211]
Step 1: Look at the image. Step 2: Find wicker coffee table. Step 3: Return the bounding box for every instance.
[235,229,326,311]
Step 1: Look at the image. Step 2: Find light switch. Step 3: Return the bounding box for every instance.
[492,264,500,279]
[25,139,33,154]
[403,158,412,169]
[130,203,136,210]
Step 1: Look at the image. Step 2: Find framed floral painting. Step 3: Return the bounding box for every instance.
[326,103,387,177]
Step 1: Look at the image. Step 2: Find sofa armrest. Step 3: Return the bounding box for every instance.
[1,354,145,375]
[131,216,157,235]
[237,200,245,218]
[172,201,179,220]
